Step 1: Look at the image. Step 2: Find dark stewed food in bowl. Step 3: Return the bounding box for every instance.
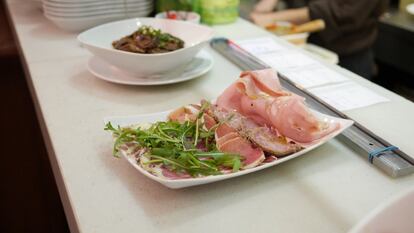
[112,25,185,54]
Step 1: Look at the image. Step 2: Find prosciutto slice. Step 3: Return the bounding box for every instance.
[168,106,198,123]
[216,68,339,143]
[269,95,339,143]
[240,69,287,97]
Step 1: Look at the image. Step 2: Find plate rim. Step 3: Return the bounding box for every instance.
[104,108,354,188]
[87,50,214,86]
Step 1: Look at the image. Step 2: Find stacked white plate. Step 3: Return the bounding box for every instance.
[42,0,154,32]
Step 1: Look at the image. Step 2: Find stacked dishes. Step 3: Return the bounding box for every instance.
[42,0,154,32]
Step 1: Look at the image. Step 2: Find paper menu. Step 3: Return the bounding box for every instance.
[309,82,390,111]
[235,37,390,111]
[236,37,348,88]
[259,51,318,71]
[281,64,349,88]
[236,37,287,55]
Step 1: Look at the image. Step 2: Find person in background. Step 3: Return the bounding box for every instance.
[250,0,389,80]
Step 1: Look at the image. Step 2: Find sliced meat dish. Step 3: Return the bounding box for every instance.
[214,122,265,169]
[216,68,339,143]
[202,113,217,130]
[211,106,302,156]
[219,136,265,169]
[215,122,236,138]
[269,95,340,143]
[216,132,239,148]
[240,69,287,97]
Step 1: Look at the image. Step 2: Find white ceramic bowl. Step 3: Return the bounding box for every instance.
[349,187,414,233]
[78,18,214,77]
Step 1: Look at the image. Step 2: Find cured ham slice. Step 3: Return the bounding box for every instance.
[240,69,287,97]
[216,83,244,112]
[216,68,339,143]
[239,95,270,125]
[211,106,302,156]
[269,96,339,143]
[168,106,198,123]
[167,105,218,131]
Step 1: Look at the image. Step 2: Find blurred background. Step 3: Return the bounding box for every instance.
[0,0,413,232]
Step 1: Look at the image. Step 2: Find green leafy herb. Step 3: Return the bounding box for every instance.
[104,107,242,177]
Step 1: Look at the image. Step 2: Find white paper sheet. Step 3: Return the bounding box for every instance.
[235,37,389,111]
[309,82,390,111]
[281,64,349,88]
[236,37,287,55]
[258,50,319,71]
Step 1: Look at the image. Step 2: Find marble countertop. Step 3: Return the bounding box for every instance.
[5,0,414,233]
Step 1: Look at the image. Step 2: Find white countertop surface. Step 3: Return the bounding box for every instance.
[6,1,414,233]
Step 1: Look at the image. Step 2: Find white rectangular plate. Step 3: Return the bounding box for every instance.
[104,110,353,189]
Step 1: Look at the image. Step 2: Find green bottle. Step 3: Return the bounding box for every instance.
[193,0,239,25]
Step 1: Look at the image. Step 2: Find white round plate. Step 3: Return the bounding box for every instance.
[43,2,153,16]
[44,7,152,18]
[43,3,152,13]
[87,50,213,85]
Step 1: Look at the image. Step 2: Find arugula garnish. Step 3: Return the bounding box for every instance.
[104,106,242,177]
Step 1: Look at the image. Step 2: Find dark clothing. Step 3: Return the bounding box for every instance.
[339,49,374,79]
[281,0,388,78]
[303,0,388,78]
[307,0,388,56]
